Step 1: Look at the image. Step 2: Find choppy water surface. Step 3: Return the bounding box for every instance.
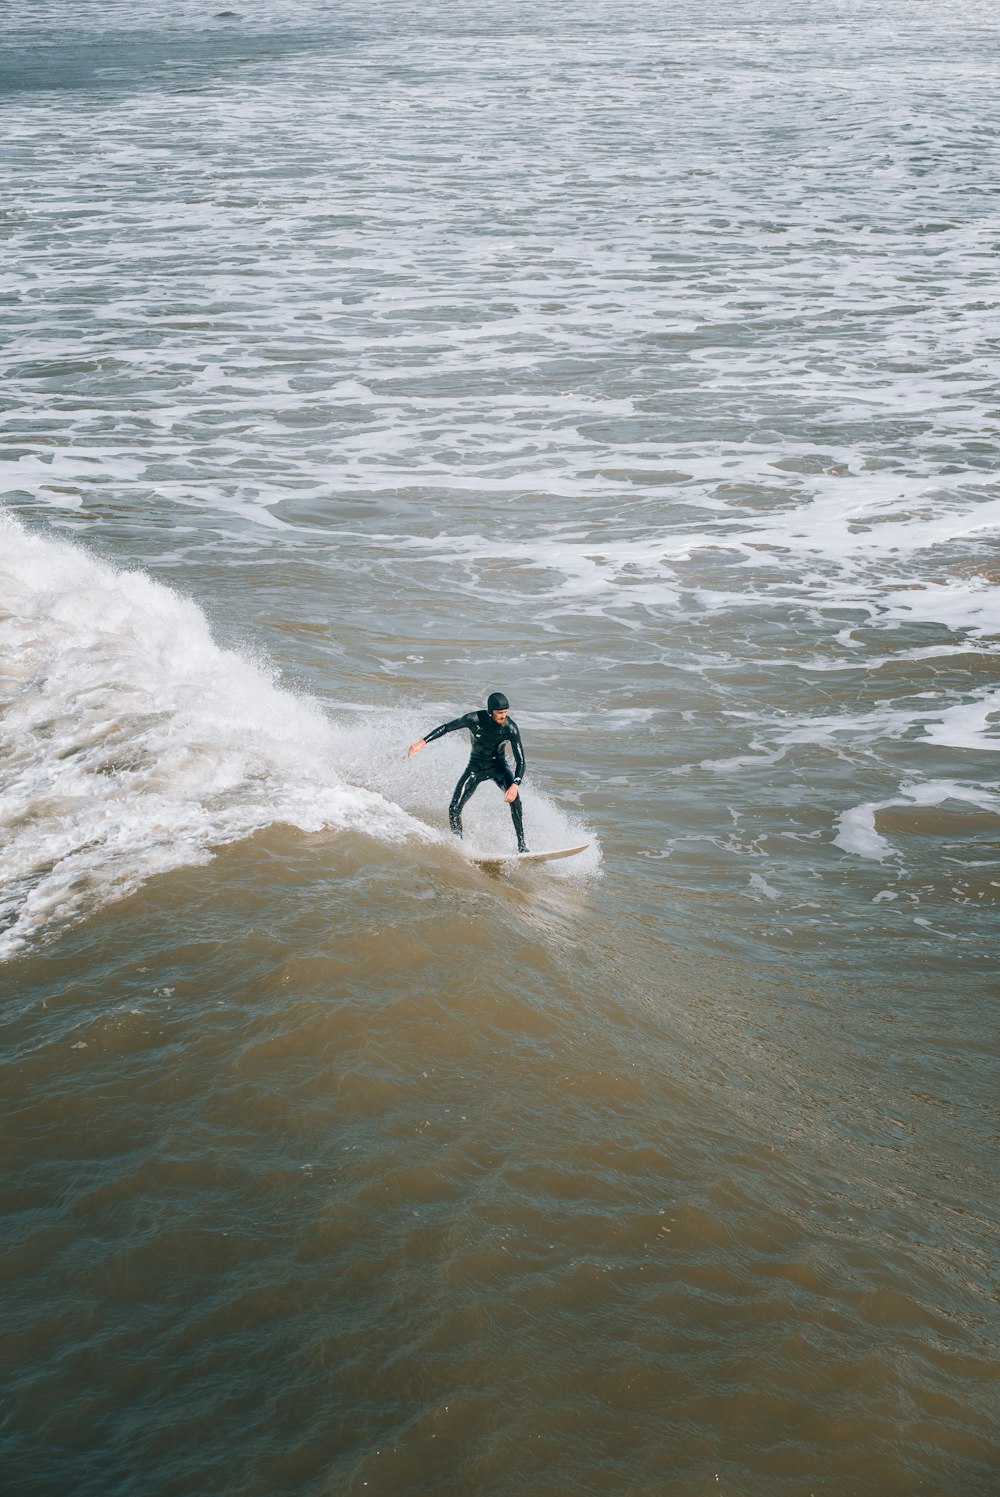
[2,1,998,1492]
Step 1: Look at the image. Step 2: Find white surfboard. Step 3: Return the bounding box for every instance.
[471,843,589,868]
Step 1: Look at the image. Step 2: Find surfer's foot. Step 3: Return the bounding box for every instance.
[517,842,529,854]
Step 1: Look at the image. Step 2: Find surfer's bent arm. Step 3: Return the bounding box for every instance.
[408,715,472,757]
[508,723,525,785]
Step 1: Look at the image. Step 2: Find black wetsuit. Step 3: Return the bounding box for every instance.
[424,710,527,850]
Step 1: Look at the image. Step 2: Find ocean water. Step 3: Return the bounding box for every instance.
[1,1,998,1492]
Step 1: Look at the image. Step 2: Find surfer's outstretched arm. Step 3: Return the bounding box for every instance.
[408,715,472,757]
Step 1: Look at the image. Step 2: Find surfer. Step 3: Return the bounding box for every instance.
[408,691,528,852]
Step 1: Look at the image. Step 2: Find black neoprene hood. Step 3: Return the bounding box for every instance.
[487,691,509,713]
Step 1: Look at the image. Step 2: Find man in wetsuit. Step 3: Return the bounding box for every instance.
[408,691,528,852]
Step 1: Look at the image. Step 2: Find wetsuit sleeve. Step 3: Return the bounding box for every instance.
[508,722,525,783]
[424,714,473,744]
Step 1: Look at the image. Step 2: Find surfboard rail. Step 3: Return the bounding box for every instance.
[471,843,589,868]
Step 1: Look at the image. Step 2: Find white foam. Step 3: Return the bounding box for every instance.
[922,693,1000,753]
[835,780,1000,862]
[833,804,896,863]
[0,515,431,959]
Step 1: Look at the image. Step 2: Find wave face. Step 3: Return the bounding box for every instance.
[0,515,426,958]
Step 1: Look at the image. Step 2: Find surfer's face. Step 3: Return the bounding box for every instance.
[491,709,508,725]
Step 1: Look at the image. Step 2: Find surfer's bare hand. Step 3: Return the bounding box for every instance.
[408,739,426,757]
[504,784,519,803]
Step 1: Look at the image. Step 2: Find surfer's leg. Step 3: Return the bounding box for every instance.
[510,795,526,853]
[494,766,527,852]
[448,764,482,838]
